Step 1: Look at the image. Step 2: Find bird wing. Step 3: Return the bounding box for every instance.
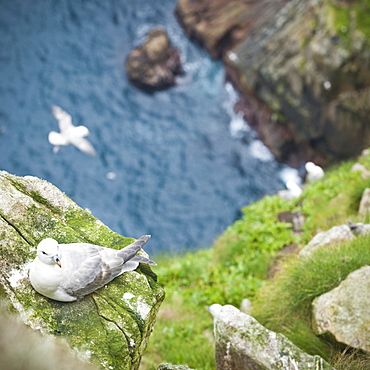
[51,105,73,132]
[59,243,126,298]
[59,236,153,298]
[69,136,96,156]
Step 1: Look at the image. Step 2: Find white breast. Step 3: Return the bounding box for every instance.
[29,258,73,301]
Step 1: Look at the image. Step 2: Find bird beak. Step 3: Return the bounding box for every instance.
[52,255,62,268]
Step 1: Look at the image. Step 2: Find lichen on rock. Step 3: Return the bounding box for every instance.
[0,170,165,369]
[208,304,334,369]
[312,265,370,352]
[176,0,370,166]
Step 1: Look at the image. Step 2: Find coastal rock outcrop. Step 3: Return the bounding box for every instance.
[176,0,370,166]
[125,28,183,91]
[208,304,333,369]
[175,0,288,59]
[299,225,355,258]
[312,265,370,352]
[0,171,165,369]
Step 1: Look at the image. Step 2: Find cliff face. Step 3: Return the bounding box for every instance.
[176,0,370,166]
[0,171,165,370]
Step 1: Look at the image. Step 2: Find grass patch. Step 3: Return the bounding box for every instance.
[141,292,215,370]
[142,151,370,369]
[252,235,370,359]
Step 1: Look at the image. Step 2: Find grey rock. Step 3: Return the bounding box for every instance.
[240,298,252,314]
[312,265,370,352]
[0,302,97,370]
[348,221,370,236]
[0,170,165,370]
[278,210,305,233]
[157,364,196,370]
[359,188,370,215]
[208,304,334,369]
[350,163,370,180]
[299,225,354,258]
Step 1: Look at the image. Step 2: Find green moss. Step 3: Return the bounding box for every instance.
[64,208,134,247]
[0,171,165,370]
[327,0,370,41]
[355,0,370,38]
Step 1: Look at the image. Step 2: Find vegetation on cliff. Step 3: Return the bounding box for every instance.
[142,150,370,369]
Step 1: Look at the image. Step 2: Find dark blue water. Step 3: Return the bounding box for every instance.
[0,0,293,254]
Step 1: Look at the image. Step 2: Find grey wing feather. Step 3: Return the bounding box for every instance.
[117,235,152,262]
[130,255,157,266]
[60,243,121,298]
[60,235,153,298]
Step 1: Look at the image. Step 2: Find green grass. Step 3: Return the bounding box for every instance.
[142,150,370,369]
[252,236,370,359]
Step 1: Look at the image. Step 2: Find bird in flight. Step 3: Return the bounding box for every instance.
[48,105,96,156]
[29,235,155,302]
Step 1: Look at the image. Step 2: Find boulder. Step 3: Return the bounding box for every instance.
[157,364,195,370]
[348,221,370,236]
[350,163,370,180]
[359,188,370,215]
[312,265,370,352]
[0,170,165,369]
[299,225,354,258]
[125,28,183,91]
[208,304,333,369]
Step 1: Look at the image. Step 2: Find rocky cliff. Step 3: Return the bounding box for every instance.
[176,0,370,167]
[0,171,165,369]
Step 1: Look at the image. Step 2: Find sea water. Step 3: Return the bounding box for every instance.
[0,0,292,254]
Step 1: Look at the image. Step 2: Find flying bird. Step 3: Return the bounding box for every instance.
[48,105,96,156]
[29,235,155,302]
[305,162,324,182]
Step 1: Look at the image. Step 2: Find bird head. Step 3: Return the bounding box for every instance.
[36,238,62,267]
[305,161,316,172]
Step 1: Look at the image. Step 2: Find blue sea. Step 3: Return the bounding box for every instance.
[0,0,294,254]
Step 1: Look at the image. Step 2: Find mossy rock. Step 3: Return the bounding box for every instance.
[0,170,165,369]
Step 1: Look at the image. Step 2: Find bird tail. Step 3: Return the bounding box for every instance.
[130,255,157,266]
[119,235,154,264]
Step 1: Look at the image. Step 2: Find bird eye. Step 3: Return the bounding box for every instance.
[42,251,47,255]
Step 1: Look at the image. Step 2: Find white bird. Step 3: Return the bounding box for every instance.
[48,105,96,156]
[278,180,303,200]
[305,161,324,182]
[29,235,155,302]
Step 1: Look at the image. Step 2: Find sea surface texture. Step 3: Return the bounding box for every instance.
[0,0,291,254]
